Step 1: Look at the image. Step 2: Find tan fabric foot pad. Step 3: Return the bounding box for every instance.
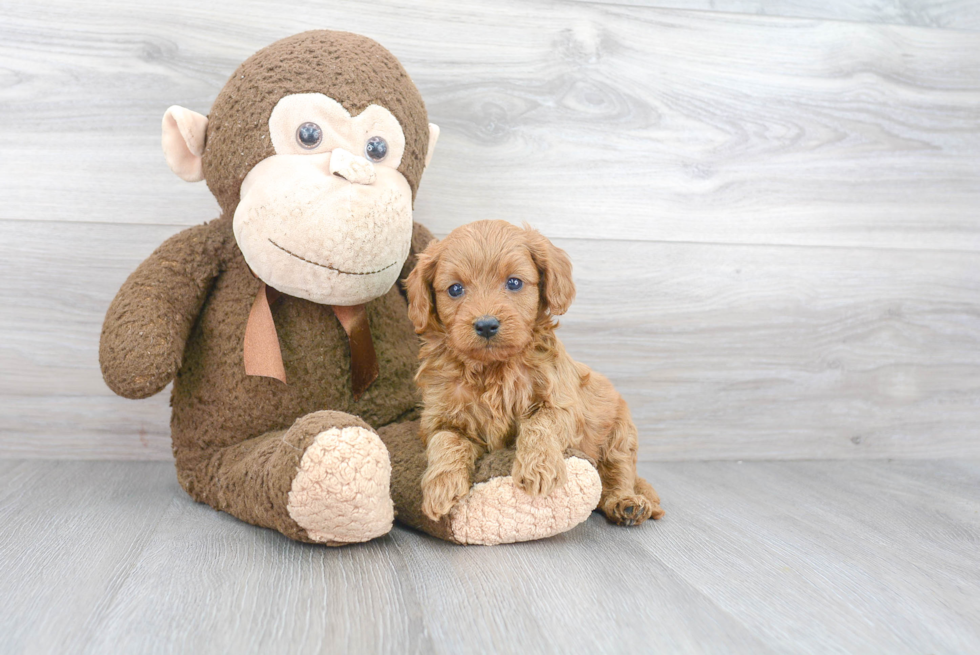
[287,426,394,544]
[449,456,602,545]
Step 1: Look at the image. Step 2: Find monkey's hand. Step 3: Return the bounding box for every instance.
[100,221,222,399]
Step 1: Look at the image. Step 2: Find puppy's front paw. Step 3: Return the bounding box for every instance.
[421,468,471,522]
[512,448,567,497]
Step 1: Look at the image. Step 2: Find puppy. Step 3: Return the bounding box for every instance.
[405,220,665,527]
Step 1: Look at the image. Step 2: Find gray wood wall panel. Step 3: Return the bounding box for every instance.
[2,2,979,250]
[4,219,978,460]
[1,0,978,460]
[570,0,980,31]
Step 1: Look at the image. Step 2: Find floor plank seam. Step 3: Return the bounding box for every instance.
[76,483,183,653]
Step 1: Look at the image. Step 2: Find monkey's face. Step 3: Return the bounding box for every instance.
[232,93,413,305]
[161,31,440,307]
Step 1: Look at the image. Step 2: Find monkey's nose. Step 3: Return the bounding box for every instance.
[329,148,376,185]
[473,316,500,339]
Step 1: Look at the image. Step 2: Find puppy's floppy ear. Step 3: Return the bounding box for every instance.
[522,224,575,316]
[405,240,443,333]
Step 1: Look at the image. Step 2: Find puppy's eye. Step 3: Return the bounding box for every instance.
[506,277,523,291]
[447,283,464,298]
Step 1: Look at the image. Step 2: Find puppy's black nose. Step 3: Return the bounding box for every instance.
[474,316,500,339]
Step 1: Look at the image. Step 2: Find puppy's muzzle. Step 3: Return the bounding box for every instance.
[473,316,500,340]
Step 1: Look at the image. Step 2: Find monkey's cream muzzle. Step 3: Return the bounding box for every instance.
[231,92,423,306]
[233,150,413,306]
[160,89,439,390]
[163,92,438,308]
[328,147,377,185]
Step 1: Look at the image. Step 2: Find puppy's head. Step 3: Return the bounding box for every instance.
[405,220,574,363]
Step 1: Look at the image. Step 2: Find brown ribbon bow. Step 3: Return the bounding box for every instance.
[243,282,380,400]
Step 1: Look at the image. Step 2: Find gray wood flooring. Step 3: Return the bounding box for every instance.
[1,459,978,654]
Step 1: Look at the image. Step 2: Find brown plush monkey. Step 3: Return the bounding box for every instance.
[100,30,601,545]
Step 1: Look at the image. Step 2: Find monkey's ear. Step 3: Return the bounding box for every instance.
[524,224,576,316]
[405,241,442,334]
[162,105,208,182]
[424,123,440,169]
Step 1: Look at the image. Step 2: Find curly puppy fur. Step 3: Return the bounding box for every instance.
[405,220,665,527]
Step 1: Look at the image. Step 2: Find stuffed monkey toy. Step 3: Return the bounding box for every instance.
[100,30,601,545]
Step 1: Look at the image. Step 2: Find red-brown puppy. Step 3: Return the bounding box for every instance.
[405,220,664,527]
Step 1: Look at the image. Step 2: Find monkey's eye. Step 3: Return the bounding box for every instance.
[506,278,523,291]
[365,136,388,162]
[447,283,464,298]
[296,122,322,149]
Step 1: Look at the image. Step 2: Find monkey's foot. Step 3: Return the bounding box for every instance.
[287,426,394,544]
[448,457,601,545]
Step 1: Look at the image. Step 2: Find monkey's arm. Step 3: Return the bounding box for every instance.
[100,221,223,399]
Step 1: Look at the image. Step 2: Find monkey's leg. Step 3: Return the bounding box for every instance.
[597,406,665,526]
[177,410,393,545]
[378,421,602,545]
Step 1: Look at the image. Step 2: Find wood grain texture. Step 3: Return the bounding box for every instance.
[569,0,980,31]
[2,1,979,460]
[640,459,980,653]
[0,459,977,654]
[3,219,978,461]
[0,461,180,654]
[1,1,979,251]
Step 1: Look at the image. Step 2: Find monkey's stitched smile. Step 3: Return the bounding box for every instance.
[268,239,397,276]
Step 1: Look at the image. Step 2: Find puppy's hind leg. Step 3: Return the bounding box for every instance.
[634,476,666,521]
[598,403,664,526]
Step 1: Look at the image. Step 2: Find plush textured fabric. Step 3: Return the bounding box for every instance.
[100,214,602,543]
[102,216,428,542]
[232,149,413,304]
[202,30,430,214]
[267,94,407,168]
[450,457,602,546]
[162,106,207,182]
[100,30,602,546]
[377,421,602,545]
[377,419,456,541]
[288,425,394,543]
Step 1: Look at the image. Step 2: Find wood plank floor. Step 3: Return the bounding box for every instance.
[1,459,977,654]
